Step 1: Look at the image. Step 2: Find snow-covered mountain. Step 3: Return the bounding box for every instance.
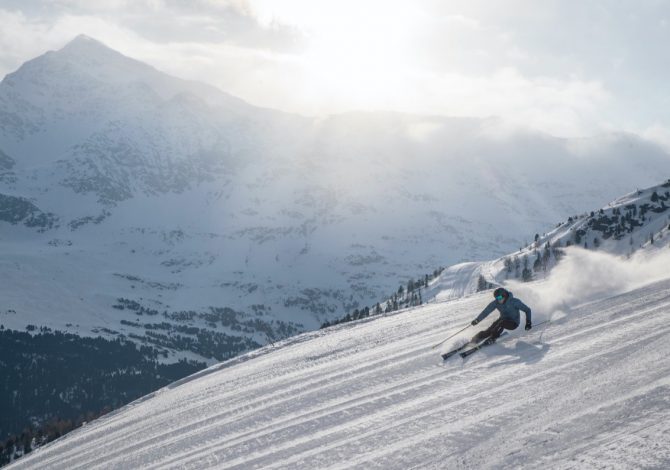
[423,179,670,303]
[2,35,670,365]
[7,246,670,469]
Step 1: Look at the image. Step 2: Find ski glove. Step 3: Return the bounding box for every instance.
[471,319,480,326]
[525,321,532,331]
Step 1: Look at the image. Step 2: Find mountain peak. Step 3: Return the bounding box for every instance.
[68,34,103,46]
[0,33,155,95]
[57,34,125,60]
[1,32,258,125]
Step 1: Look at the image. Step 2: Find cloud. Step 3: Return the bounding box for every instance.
[0,1,304,57]
[442,14,482,30]
[121,1,305,52]
[389,67,611,137]
[1,1,670,139]
[641,124,670,153]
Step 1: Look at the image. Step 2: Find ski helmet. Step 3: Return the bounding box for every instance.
[493,287,509,302]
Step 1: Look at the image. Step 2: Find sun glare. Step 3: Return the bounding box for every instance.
[250,0,421,113]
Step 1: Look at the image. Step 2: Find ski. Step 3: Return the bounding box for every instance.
[441,344,469,360]
[442,331,508,360]
[459,331,509,358]
[460,338,496,358]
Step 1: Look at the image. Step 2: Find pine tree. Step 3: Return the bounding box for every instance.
[522,257,533,282]
[514,256,521,278]
[477,275,488,292]
[542,243,551,270]
[503,257,513,273]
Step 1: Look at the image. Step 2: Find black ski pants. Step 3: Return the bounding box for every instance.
[472,317,518,343]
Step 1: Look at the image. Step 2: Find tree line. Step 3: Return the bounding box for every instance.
[321,267,445,329]
[0,328,205,466]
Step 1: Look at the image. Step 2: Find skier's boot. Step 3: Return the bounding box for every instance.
[484,332,500,345]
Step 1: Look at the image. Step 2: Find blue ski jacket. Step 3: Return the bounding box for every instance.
[475,292,531,326]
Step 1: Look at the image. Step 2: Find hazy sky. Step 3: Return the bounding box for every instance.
[2,0,670,143]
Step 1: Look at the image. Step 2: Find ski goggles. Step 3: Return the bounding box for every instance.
[496,295,505,301]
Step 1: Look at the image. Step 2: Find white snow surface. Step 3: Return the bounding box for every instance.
[9,250,670,469]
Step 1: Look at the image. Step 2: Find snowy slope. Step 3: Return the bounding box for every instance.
[9,249,670,469]
[423,179,670,303]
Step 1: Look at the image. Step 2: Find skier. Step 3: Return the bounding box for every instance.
[469,287,532,344]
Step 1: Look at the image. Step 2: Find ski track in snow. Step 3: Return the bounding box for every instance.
[9,279,670,469]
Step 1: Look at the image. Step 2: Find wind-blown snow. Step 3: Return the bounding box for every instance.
[508,247,670,324]
[9,250,670,469]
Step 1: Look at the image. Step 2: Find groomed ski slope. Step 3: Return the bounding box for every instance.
[10,267,670,469]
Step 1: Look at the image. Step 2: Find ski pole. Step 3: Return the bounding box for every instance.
[533,319,551,342]
[431,324,471,349]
